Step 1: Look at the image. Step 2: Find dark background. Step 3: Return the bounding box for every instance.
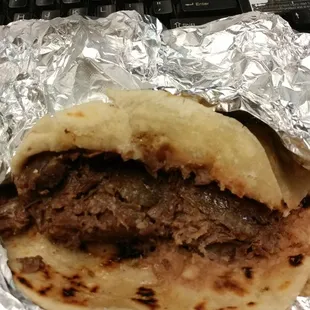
[0,0,309,30]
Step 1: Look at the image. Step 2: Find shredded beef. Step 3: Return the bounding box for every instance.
[0,185,29,237]
[17,255,45,273]
[7,152,282,257]
[14,153,69,201]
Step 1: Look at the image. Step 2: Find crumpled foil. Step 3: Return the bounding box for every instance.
[0,10,310,310]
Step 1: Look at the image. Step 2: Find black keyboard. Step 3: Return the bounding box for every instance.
[0,0,309,31]
[282,9,310,32]
[0,0,252,28]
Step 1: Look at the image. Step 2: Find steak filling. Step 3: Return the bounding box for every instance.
[0,151,302,259]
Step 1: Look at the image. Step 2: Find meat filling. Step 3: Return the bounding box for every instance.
[0,152,295,258]
[0,185,29,237]
[17,255,45,273]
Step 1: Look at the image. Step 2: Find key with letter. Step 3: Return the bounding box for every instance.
[13,12,31,20]
[181,0,236,12]
[68,7,87,15]
[97,4,116,17]
[41,9,60,19]
[124,2,144,15]
[170,16,225,28]
[153,0,173,14]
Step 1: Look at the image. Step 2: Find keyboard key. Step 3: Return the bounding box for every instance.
[41,9,60,19]
[124,3,144,15]
[0,0,243,27]
[181,0,237,12]
[97,4,116,17]
[36,0,54,6]
[9,0,27,8]
[291,10,310,25]
[238,0,251,12]
[13,12,31,20]
[153,0,172,14]
[62,0,80,4]
[68,7,87,15]
[170,16,224,28]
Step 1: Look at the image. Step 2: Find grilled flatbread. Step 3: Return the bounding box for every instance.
[11,89,310,213]
[2,90,310,310]
[4,227,310,310]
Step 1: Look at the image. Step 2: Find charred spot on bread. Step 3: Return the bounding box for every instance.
[214,275,247,297]
[131,287,159,309]
[279,281,291,290]
[194,301,207,310]
[90,285,99,293]
[242,267,253,279]
[289,254,304,267]
[17,276,33,289]
[62,287,78,297]
[38,285,53,296]
[137,287,155,297]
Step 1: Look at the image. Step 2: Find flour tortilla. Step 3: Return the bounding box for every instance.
[4,229,310,310]
[11,89,310,213]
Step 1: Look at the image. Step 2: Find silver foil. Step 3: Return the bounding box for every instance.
[0,10,310,310]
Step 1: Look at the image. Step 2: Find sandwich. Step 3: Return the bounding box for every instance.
[1,89,310,310]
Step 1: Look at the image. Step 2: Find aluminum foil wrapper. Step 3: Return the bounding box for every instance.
[1,10,310,310]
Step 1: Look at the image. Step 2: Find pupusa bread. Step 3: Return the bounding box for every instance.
[1,89,310,310]
[4,228,310,310]
[11,89,310,213]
